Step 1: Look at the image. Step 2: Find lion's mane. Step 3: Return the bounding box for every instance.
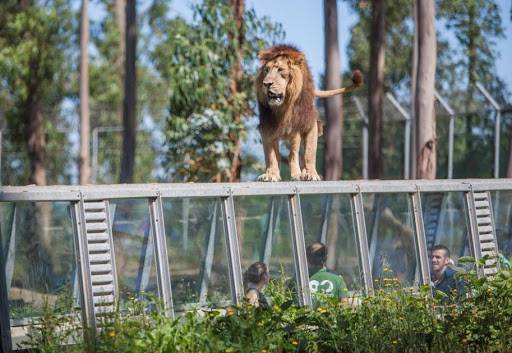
[255,44,318,138]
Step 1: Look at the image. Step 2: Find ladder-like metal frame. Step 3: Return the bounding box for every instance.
[1,179,511,349]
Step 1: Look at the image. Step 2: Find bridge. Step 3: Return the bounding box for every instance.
[1,179,511,351]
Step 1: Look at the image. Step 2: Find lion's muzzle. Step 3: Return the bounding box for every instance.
[267,90,284,106]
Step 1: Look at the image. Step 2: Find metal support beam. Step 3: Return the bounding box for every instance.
[71,199,96,335]
[5,206,16,291]
[409,191,431,286]
[288,190,312,307]
[0,249,12,353]
[386,93,411,179]
[353,97,369,179]
[434,90,455,179]
[0,129,3,186]
[350,191,373,295]
[221,191,244,305]
[464,190,483,277]
[476,82,502,179]
[199,200,218,305]
[0,202,12,352]
[148,195,174,318]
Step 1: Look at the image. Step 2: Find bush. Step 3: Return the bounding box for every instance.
[23,269,512,353]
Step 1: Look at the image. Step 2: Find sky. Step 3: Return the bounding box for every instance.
[170,0,512,99]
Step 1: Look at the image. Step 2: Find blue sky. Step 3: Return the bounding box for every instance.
[169,0,512,97]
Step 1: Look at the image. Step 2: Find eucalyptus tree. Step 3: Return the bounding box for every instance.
[323,0,344,181]
[150,0,283,182]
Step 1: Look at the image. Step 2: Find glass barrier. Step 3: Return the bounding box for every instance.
[162,198,231,309]
[300,194,364,296]
[364,194,419,289]
[425,192,472,262]
[111,199,158,305]
[491,191,512,265]
[234,196,298,304]
[4,202,77,325]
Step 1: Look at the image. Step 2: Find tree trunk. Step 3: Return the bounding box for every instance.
[228,0,244,182]
[410,0,418,179]
[368,0,385,179]
[25,88,47,186]
[323,0,343,181]
[115,0,126,73]
[506,136,512,178]
[415,0,437,180]
[79,0,91,185]
[120,0,136,183]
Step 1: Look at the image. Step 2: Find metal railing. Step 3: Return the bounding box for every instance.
[1,178,511,350]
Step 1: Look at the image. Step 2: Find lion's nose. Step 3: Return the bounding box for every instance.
[263,80,272,88]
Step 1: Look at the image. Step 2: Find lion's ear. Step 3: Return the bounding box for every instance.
[258,49,274,64]
[288,51,305,66]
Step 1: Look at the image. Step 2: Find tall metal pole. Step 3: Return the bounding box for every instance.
[353,97,369,179]
[434,90,455,179]
[476,82,502,179]
[386,93,411,179]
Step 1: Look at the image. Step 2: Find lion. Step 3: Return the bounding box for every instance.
[256,44,363,181]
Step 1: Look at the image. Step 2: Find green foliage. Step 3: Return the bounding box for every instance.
[0,0,75,184]
[150,0,283,181]
[23,266,512,353]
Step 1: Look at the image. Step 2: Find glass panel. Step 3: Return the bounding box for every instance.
[234,196,297,304]
[6,202,77,324]
[163,198,231,309]
[364,194,419,289]
[300,194,364,295]
[422,192,472,261]
[0,202,15,260]
[111,199,158,305]
[491,191,512,261]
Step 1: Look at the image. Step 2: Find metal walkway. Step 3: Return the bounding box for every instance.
[0,179,510,351]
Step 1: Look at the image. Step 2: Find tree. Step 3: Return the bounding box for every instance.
[228,0,245,182]
[438,0,505,178]
[151,0,283,182]
[79,0,91,185]
[0,0,72,185]
[368,0,385,179]
[410,0,418,179]
[323,0,343,181]
[415,0,437,179]
[120,0,137,183]
[0,0,73,291]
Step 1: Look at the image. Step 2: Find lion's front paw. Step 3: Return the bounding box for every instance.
[301,169,321,181]
[290,173,302,181]
[257,171,281,182]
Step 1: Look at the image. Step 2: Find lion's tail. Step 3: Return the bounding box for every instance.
[315,70,363,98]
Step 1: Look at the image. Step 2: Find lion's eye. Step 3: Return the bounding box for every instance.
[264,67,270,73]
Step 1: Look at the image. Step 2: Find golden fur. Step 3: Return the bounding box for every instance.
[256,44,362,181]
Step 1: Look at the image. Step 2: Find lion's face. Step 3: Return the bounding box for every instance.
[260,56,291,107]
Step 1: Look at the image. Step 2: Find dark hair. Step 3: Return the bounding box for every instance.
[244,262,268,284]
[306,242,327,267]
[432,244,450,258]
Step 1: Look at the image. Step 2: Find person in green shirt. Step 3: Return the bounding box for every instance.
[306,242,348,300]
